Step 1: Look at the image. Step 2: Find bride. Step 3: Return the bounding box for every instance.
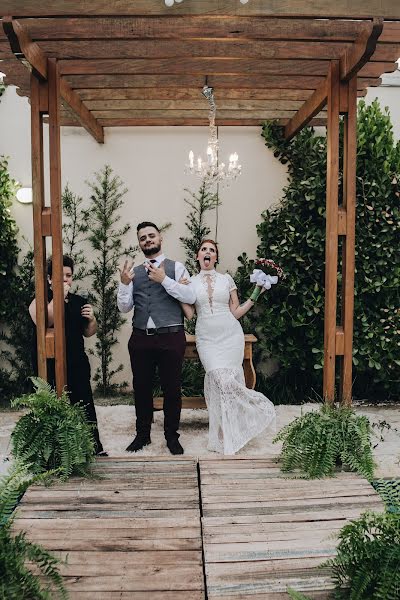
[182,239,276,455]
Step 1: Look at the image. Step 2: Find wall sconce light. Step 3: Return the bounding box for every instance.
[16,187,33,204]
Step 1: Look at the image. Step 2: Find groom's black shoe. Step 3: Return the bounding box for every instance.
[126,435,151,452]
[167,437,184,455]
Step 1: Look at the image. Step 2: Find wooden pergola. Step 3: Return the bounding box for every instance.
[1,1,400,402]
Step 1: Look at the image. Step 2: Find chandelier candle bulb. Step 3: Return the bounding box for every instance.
[189,151,194,169]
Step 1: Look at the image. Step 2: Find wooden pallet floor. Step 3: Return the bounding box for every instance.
[13,457,205,599]
[13,457,384,599]
[200,457,384,599]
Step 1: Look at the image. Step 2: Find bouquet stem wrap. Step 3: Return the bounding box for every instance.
[249,285,263,303]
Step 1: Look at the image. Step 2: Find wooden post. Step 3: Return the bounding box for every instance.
[30,73,48,380]
[47,58,67,396]
[323,61,340,403]
[339,76,357,404]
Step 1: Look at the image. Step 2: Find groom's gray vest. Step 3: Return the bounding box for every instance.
[131,258,183,329]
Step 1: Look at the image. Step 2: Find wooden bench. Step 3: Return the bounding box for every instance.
[153,333,257,409]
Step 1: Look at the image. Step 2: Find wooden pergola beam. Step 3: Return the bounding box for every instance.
[284,18,383,140]
[11,16,398,41]
[2,16,104,143]
[340,17,384,80]
[1,1,400,18]
[284,79,328,140]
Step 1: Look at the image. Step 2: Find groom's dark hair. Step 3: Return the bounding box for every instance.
[136,221,160,233]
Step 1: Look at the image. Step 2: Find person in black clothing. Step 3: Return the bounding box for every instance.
[29,255,107,456]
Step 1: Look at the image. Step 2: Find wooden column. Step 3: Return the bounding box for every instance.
[323,61,340,403]
[30,60,66,396]
[323,65,357,405]
[339,76,357,404]
[30,73,48,380]
[48,58,67,396]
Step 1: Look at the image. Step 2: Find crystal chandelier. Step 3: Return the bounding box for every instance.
[186,85,242,187]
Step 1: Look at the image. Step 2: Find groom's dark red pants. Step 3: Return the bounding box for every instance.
[128,329,186,440]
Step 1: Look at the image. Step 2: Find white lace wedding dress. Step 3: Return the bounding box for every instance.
[192,270,276,455]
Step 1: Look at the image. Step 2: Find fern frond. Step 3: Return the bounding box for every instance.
[274,404,377,479]
[11,381,94,479]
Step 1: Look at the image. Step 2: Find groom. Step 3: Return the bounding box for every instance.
[117,222,195,454]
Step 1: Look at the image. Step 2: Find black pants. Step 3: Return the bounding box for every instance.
[67,361,104,453]
[44,357,104,453]
[128,329,186,440]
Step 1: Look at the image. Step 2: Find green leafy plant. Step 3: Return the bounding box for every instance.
[0,246,35,402]
[84,165,136,396]
[0,462,67,599]
[235,99,400,403]
[274,404,376,479]
[180,181,220,274]
[373,478,400,513]
[179,180,219,394]
[287,590,313,600]
[62,183,89,286]
[0,155,20,401]
[11,377,94,479]
[327,511,400,599]
[0,156,19,319]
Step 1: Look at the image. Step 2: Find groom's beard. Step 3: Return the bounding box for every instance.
[143,243,161,257]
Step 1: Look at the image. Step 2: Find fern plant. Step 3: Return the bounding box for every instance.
[274,404,376,479]
[327,511,400,599]
[11,377,94,479]
[287,590,313,600]
[0,463,67,600]
[373,479,400,514]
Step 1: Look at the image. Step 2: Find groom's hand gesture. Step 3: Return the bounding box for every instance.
[147,262,166,284]
[119,259,135,285]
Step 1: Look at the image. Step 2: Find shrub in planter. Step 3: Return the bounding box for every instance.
[11,378,94,479]
[274,404,376,479]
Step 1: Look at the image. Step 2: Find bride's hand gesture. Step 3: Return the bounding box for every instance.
[119,259,135,285]
[179,276,190,285]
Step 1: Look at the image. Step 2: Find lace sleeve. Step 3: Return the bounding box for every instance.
[226,273,237,292]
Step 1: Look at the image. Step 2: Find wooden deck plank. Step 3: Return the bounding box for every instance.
[14,457,205,598]
[199,458,384,598]
[64,594,204,600]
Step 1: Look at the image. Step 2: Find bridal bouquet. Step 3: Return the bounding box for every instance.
[249,258,285,302]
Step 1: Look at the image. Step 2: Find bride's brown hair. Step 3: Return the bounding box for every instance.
[196,238,219,264]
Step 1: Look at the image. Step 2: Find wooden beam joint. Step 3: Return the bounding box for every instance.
[2,16,47,80]
[340,18,384,81]
[41,207,52,236]
[338,207,347,235]
[45,328,55,359]
[336,327,345,356]
[2,17,104,143]
[285,17,383,140]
